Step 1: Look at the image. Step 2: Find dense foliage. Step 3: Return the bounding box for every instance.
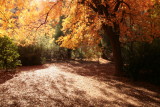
[0,36,21,71]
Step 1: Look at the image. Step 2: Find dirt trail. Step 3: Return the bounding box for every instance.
[0,61,160,107]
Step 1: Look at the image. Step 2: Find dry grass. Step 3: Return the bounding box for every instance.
[0,61,160,107]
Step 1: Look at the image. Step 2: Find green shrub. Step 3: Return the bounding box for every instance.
[0,36,21,71]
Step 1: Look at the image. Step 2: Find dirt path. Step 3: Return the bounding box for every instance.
[0,61,160,107]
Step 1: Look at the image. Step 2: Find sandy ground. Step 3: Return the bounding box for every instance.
[0,61,160,107]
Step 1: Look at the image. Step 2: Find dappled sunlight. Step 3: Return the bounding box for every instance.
[0,0,160,106]
[33,66,60,77]
[0,62,160,106]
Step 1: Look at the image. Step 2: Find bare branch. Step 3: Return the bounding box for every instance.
[35,1,61,31]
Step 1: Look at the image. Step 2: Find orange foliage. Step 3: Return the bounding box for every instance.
[57,0,160,49]
[0,0,160,47]
[0,0,61,46]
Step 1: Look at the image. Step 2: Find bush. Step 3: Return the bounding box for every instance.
[0,36,21,71]
[122,39,160,84]
[18,45,44,66]
[66,45,101,62]
[18,34,69,66]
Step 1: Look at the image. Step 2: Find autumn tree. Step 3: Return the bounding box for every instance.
[0,0,64,65]
[0,0,62,46]
[57,0,159,72]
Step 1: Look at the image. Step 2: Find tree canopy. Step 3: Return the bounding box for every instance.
[0,0,160,72]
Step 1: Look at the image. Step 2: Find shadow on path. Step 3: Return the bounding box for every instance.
[0,71,16,84]
[0,61,160,107]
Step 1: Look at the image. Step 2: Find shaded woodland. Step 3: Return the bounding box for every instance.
[0,0,160,106]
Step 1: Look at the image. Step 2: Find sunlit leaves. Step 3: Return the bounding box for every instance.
[57,1,102,49]
[0,0,61,46]
[55,0,160,51]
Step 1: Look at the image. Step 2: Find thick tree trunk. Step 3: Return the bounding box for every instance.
[102,24,123,72]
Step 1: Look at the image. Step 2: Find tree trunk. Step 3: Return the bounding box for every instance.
[102,24,123,72]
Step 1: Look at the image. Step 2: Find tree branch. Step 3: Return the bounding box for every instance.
[35,1,61,31]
